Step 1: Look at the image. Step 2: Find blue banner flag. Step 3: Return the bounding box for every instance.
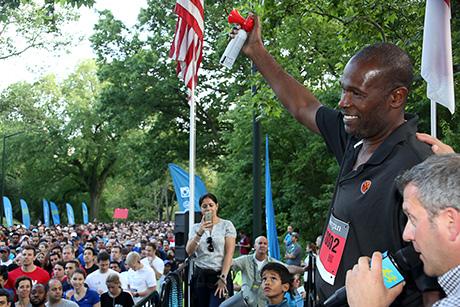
[168,163,207,212]
[20,199,31,228]
[66,203,75,225]
[82,202,89,224]
[50,201,60,225]
[265,135,280,260]
[42,199,50,227]
[2,196,13,227]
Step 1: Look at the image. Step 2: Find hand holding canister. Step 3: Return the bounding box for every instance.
[220,9,254,69]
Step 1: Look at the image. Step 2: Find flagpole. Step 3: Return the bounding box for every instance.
[187,58,196,307]
[189,83,196,228]
[430,101,436,138]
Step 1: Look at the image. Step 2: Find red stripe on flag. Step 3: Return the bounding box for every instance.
[169,0,204,90]
[175,4,203,39]
[444,0,450,7]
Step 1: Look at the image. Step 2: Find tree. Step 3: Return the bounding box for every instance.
[0,0,85,60]
[0,61,124,221]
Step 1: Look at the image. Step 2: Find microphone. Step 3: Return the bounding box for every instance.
[323,246,420,307]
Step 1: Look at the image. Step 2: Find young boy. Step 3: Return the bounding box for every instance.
[261,262,292,307]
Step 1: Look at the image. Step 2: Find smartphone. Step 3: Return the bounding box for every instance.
[204,211,212,222]
[381,252,405,288]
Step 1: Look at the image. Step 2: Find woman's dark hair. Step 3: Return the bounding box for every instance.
[71,268,86,279]
[15,275,32,289]
[199,193,218,206]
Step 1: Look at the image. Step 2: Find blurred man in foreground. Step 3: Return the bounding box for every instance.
[346,154,460,307]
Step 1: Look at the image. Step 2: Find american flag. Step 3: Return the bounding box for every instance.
[169,0,204,90]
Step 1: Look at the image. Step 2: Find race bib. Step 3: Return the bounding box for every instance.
[317,214,349,285]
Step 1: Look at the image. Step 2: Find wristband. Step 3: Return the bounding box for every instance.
[196,231,204,237]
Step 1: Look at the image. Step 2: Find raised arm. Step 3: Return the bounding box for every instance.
[241,14,322,134]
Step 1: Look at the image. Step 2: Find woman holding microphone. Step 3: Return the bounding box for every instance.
[186,193,236,307]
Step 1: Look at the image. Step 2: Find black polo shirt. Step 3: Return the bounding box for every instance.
[315,106,438,306]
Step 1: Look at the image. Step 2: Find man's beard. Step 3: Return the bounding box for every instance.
[31,299,46,307]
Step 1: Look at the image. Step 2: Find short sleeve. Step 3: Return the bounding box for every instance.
[225,220,237,238]
[188,223,200,239]
[89,289,101,304]
[316,106,350,163]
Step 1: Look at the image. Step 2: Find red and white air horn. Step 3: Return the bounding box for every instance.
[220,9,254,69]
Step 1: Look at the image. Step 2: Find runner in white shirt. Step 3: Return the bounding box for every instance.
[85,252,118,295]
[140,242,164,280]
[125,252,156,304]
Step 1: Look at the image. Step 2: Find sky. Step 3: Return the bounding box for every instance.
[0,0,147,90]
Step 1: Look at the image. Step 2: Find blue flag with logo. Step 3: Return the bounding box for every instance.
[42,199,51,227]
[20,199,31,228]
[66,203,75,225]
[265,135,280,260]
[50,201,60,225]
[168,163,207,212]
[82,202,89,224]
[2,196,13,227]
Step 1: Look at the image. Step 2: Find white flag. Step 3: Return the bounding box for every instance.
[421,0,455,114]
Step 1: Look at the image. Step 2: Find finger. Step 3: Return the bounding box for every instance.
[432,145,440,153]
[416,132,434,144]
[357,256,371,269]
[352,263,359,272]
[370,252,383,274]
[345,269,353,283]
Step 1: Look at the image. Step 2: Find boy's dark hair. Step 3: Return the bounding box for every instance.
[97,251,110,262]
[109,261,120,268]
[84,247,96,256]
[260,262,291,285]
[22,245,36,256]
[54,261,65,269]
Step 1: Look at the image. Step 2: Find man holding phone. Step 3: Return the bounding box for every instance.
[346,154,460,307]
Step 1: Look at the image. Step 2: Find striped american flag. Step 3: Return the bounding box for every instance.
[169,0,204,90]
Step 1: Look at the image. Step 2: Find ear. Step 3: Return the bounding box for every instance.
[443,208,460,241]
[388,87,408,109]
[282,283,290,293]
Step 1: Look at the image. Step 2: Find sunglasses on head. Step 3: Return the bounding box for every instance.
[206,237,214,252]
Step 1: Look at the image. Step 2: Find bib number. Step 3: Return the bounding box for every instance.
[317,214,349,285]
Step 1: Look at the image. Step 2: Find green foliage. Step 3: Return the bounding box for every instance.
[0,1,81,60]
[0,61,123,222]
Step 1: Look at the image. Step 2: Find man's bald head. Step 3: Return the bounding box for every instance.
[254,236,268,256]
[350,43,413,95]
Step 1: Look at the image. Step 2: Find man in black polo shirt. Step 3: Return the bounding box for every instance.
[238,14,441,306]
